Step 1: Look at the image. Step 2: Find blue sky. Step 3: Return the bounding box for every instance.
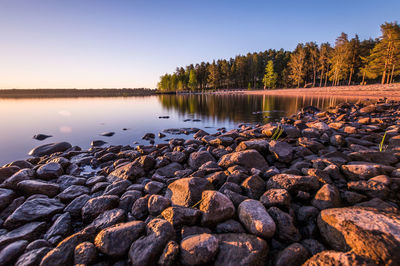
[0,0,399,89]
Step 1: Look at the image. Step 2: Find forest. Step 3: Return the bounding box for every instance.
[158,22,400,91]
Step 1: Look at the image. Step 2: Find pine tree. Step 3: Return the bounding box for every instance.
[288,44,306,87]
[188,69,197,91]
[263,60,278,89]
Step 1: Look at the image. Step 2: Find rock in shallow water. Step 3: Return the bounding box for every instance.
[28,142,72,157]
[33,134,52,141]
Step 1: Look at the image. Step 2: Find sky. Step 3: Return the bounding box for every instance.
[0,0,399,89]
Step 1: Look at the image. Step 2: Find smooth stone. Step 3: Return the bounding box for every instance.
[0,188,16,211]
[36,162,64,180]
[161,206,201,228]
[199,190,235,226]
[218,149,268,170]
[165,177,212,207]
[81,195,119,223]
[33,134,52,141]
[44,212,71,241]
[90,208,126,231]
[2,169,35,190]
[17,180,59,197]
[57,185,89,203]
[188,151,216,170]
[0,222,46,249]
[180,233,219,265]
[0,240,29,265]
[28,142,72,157]
[275,243,310,266]
[74,242,98,265]
[100,132,115,137]
[267,174,320,193]
[15,246,52,266]
[91,140,107,147]
[64,194,90,218]
[268,207,301,243]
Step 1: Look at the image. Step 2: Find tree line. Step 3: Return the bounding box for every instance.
[158,22,400,91]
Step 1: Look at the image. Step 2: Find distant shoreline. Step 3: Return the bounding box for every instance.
[0,88,157,98]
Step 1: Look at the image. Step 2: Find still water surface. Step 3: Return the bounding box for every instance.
[0,94,360,165]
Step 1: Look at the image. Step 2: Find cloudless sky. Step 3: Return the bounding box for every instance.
[0,0,399,89]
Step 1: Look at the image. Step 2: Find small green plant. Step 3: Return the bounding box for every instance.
[271,125,284,141]
[379,131,388,152]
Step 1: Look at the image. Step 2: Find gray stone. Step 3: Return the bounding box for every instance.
[36,162,64,180]
[180,233,219,265]
[17,180,59,197]
[199,190,235,226]
[218,149,268,170]
[28,142,72,157]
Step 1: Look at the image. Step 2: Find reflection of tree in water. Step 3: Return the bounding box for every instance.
[158,94,357,123]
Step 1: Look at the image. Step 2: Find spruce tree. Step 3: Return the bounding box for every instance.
[263,60,278,89]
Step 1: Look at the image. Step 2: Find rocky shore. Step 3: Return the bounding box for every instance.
[1,99,400,266]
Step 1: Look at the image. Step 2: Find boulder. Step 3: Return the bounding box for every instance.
[311,184,341,210]
[241,175,265,199]
[158,241,179,266]
[0,188,16,211]
[260,189,291,209]
[155,162,184,178]
[107,162,145,182]
[57,185,89,202]
[218,149,268,170]
[28,142,72,157]
[90,208,126,231]
[269,140,294,163]
[0,222,46,249]
[36,162,63,180]
[199,190,235,226]
[2,169,35,190]
[15,246,51,266]
[268,207,301,243]
[188,151,216,170]
[161,206,201,228]
[74,242,97,265]
[303,250,374,266]
[238,199,276,239]
[267,174,320,193]
[180,233,219,265]
[0,240,29,265]
[17,180,59,197]
[275,243,310,266]
[44,212,71,240]
[81,195,119,222]
[165,177,212,207]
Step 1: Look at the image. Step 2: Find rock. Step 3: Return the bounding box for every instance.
[275,243,309,266]
[155,162,183,178]
[57,185,89,203]
[303,250,374,266]
[57,175,86,191]
[341,162,388,180]
[238,199,276,239]
[0,188,16,211]
[318,206,400,264]
[36,162,63,180]
[296,206,319,223]
[64,194,90,218]
[118,190,142,212]
[235,139,269,152]
[0,196,25,221]
[91,140,107,147]
[0,240,29,265]
[128,219,175,266]
[3,169,35,190]
[214,233,268,266]
[301,239,326,255]
[28,142,72,157]
[311,184,341,210]
[107,162,145,182]
[101,132,115,137]
[95,221,145,257]
[90,208,126,231]
[348,150,398,165]
[33,134,52,141]
[181,226,212,240]
[44,213,71,240]
[0,222,46,249]
[4,197,64,229]
[17,180,59,197]
[131,196,149,220]
[180,233,219,265]
[188,151,216,170]
[165,177,212,207]
[199,190,235,226]
[144,181,164,195]
[0,166,20,182]
[348,180,390,199]
[161,206,201,228]
[260,189,291,209]
[39,227,95,266]
[81,195,119,222]
[267,174,320,193]
[215,219,245,234]
[269,140,294,163]
[15,246,51,266]
[74,242,97,265]
[158,241,179,266]
[218,149,268,170]
[148,195,171,216]
[298,138,325,153]
[241,175,265,199]
[268,206,301,243]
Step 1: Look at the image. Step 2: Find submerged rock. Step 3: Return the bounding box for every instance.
[33,134,52,141]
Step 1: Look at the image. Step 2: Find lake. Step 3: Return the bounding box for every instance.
[0,93,360,165]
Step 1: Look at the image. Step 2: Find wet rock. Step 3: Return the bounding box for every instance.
[165,177,212,207]
[199,190,235,226]
[235,139,269,152]
[0,166,20,182]
[107,162,145,182]
[260,189,291,209]
[214,233,268,266]
[90,208,126,231]
[101,132,115,137]
[155,162,183,178]
[0,196,25,221]
[44,212,71,241]
[0,188,16,211]
[311,184,341,210]
[158,240,179,266]
[33,134,52,141]
[275,242,309,266]
[268,206,301,243]
[188,151,216,170]
[4,197,64,229]
[218,149,268,170]
[215,219,245,234]
[118,190,142,212]
[269,140,294,163]
[3,169,35,190]
[36,162,63,180]
[15,246,51,266]
[318,206,400,264]
[180,233,219,265]
[161,206,201,228]
[64,194,90,218]
[81,195,119,223]
[148,195,171,216]
[238,199,276,239]
[91,140,107,147]
[241,175,265,199]
[28,142,72,157]
[39,227,95,266]
[0,222,46,249]
[74,241,97,265]
[103,180,131,196]
[95,221,145,257]
[0,240,28,265]
[128,219,175,266]
[144,181,164,195]
[17,180,59,197]
[131,196,149,220]
[57,185,89,202]
[303,250,374,265]
[267,174,320,193]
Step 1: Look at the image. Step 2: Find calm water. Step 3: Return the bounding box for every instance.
[0,94,360,165]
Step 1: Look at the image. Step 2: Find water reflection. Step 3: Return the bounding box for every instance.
[158,94,356,124]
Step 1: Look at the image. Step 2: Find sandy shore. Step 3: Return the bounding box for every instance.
[244,83,400,99]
